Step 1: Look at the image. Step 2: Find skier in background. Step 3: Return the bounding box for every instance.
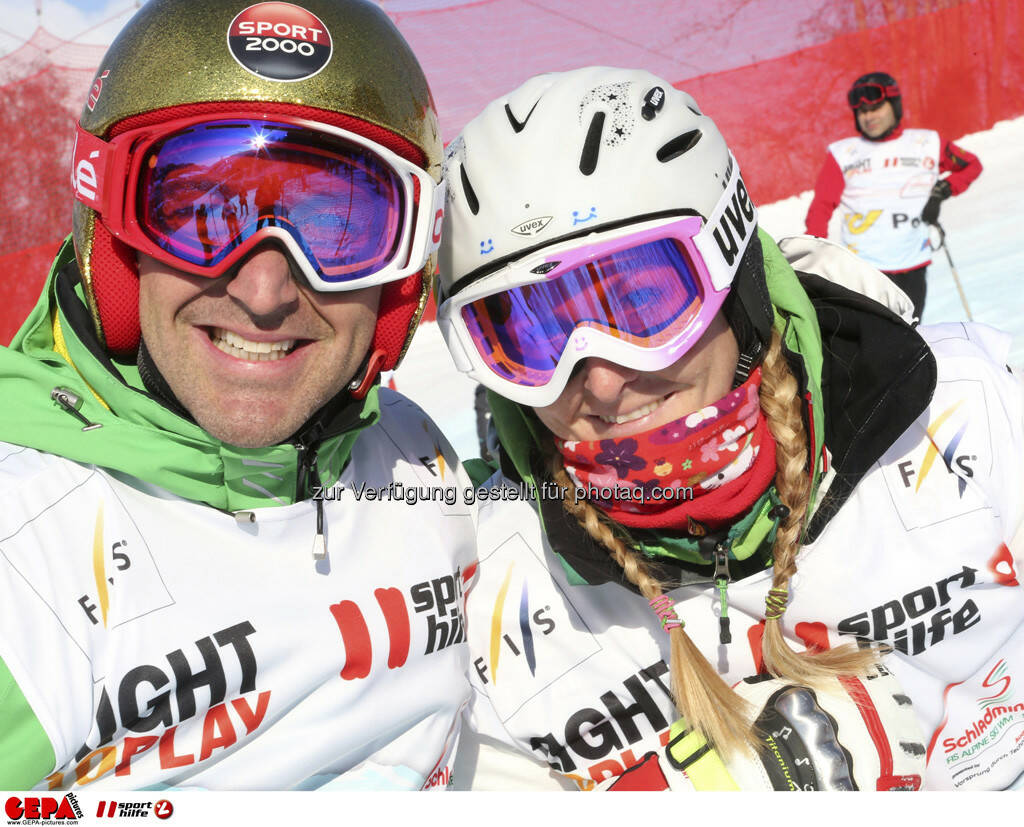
[805,72,982,319]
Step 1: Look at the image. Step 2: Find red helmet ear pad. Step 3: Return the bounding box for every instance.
[84,101,432,364]
[88,220,140,355]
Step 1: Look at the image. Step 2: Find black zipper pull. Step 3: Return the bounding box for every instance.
[713,544,732,645]
[308,451,327,560]
[294,423,327,561]
[312,496,326,560]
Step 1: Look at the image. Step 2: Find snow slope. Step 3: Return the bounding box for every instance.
[393,116,1024,461]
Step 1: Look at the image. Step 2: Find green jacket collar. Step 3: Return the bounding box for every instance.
[0,239,378,510]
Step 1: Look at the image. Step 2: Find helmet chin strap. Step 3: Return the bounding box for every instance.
[348,347,388,400]
[731,344,763,389]
[724,232,772,389]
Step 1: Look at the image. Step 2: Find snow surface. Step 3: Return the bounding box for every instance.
[392,116,1024,462]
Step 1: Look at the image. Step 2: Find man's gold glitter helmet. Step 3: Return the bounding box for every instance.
[72,0,442,386]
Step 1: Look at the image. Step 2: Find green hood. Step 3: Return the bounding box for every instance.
[481,230,828,579]
[0,239,378,510]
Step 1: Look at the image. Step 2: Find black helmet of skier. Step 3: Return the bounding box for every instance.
[847,71,902,139]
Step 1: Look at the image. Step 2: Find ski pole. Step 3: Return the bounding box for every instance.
[933,223,973,321]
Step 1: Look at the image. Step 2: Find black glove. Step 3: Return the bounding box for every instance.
[921,178,952,225]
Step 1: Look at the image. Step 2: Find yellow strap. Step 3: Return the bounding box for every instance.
[665,719,740,791]
[51,310,110,411]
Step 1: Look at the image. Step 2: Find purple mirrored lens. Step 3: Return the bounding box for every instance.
[139,120,405,281]
[463,238,703,387]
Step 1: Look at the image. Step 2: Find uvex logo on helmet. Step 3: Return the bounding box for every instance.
[227,2,333,82]
[510,216,553,237]
[712,172,755,268]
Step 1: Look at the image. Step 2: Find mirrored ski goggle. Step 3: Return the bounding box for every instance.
[438,216,732,407]
[72,115,444,291]
[847,83,898,109]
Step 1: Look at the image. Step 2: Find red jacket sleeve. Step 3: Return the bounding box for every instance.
[939,138,982,195]
[805,152,844,237]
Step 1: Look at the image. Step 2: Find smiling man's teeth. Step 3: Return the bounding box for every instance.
[598,399,663,425]
[211,328,295,362]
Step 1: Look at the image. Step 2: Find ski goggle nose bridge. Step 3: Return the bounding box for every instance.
[71,115,444,291]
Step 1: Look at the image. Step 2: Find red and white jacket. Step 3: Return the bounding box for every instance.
[805,126,981,273]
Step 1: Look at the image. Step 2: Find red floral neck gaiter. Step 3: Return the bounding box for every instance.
[555,368,776,530]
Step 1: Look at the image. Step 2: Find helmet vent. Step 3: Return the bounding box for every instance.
[459,164,480,215]
[579,111,605,175]
[657,129,702,163]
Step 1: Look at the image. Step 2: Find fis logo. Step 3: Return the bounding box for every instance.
[474,563,556,685]
[896,399,974,497]
[5,794,82,822]
[330,565,475,680]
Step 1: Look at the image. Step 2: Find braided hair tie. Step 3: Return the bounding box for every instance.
[764,585,789,621]
[650,595,684,633]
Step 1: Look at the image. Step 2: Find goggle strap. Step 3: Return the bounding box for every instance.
[731,345,761,389]
[692,153,758,292]
[427,177,446,255]
[71,125,115,214]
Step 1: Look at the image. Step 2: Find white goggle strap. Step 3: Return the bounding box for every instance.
[692,153,758,292]
[427,176,446,255]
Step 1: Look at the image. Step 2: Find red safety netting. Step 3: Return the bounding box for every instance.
[1,0,1021,343]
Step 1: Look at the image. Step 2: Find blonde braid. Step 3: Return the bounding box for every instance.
[758,329,878,679]
[539,328,880,757]
[548,452,754,757]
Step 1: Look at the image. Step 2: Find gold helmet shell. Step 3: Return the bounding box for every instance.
[73,0,440,363]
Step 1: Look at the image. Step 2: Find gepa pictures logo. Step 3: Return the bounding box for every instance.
[5,794,82,823]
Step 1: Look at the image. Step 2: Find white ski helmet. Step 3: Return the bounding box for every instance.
[438,66,772,395]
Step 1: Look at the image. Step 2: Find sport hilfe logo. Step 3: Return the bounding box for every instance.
[227,2,333,82]
[94,800,173,820]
